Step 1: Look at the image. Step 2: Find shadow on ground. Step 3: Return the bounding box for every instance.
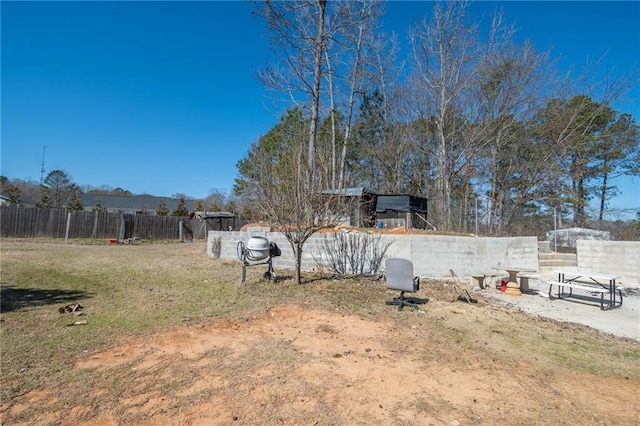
[0,284,90,313]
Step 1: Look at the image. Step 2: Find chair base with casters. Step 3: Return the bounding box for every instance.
[384,258,427,311]
[385,289,426,311]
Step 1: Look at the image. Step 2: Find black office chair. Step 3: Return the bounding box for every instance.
[384,258,427,311]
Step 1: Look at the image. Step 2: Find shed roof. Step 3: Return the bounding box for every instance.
[375,195,427,213]
[320,187,382,197]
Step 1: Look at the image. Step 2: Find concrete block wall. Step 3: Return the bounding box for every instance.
[577,240,640,287]
[383,234,538,278]
[207,231,539,280]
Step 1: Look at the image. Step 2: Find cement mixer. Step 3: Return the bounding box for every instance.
[237,236,281,283]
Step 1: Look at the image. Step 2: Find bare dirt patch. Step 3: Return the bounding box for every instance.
[6,303,639,426]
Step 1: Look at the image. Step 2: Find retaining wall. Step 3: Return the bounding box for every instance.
[577,240,640,287]
[207,230,539,280]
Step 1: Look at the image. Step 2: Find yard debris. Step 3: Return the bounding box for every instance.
[66,320,88,327]
[59,303,83,314]
[448,270,478,303]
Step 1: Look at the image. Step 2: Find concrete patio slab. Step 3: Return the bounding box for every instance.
[481,279,640,341]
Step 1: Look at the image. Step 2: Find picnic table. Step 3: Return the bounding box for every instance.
[491,265,537,295]
[548,269,623,310]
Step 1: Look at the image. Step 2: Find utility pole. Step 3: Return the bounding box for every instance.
[40,146,47,184]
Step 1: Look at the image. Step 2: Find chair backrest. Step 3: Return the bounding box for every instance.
[385,258,417,292]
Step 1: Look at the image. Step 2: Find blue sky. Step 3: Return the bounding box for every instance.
[1,1,638,218]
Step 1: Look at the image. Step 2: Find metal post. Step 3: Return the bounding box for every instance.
[92,210,98,239]
[64,212,71,244]
[553,207,557,252]
[475,197,478,236]
[119,212,126,242]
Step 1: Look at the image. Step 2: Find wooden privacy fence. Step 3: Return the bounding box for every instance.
[0,206,237,240]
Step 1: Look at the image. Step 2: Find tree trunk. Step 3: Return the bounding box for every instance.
[294,242,303,285]
[308,0,327,178]
[598,161,609,221]
[324,51,338,189]
[337,2,366,189]
[576,178,586,227]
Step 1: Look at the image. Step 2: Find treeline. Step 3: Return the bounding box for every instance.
[235,1,640,234]
[0,174,246,218]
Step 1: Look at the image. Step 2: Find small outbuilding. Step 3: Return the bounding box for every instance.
[320,187,381,228]
[320,188,431,230]
[193,211,236,231]
[375,194,430,230]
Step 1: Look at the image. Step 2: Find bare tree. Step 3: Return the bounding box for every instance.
[204,189,229,212]
[346,21,413,194]
[408,0,482,230]
[329,0,383,188]
[251,1,380,282]
[256,0,327,181]
[471,10,559,233]
[237,109,355,284]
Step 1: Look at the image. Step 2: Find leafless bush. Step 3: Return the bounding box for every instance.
[315,232,391,276]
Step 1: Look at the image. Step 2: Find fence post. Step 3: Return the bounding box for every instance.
[92,210,98,239]
[118,212,126,242]
[64,211,71,244]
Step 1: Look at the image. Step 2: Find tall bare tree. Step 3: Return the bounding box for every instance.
[472,11,558,233]
[408,0,482,230]
[330,0,383,188]
[256,0,327,182]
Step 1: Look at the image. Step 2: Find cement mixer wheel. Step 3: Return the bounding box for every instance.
[263,271,279,283]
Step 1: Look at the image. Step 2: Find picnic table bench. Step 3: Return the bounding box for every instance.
[548,269,623,310]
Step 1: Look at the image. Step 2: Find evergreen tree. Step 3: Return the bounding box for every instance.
[172,195,189,217]
[93,198,107,212]
[6,183,23,205]
[66,185,84,210]
[156,200,169,216]
[37,190,54,208]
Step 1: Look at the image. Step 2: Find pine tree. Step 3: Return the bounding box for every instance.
[93,198,107,212]
[156,200,169,216]
[172,196,189,217]
[6,184,23,205]
[66,185,84,210]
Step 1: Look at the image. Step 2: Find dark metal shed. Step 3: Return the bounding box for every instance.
[375,195,427,214]
[375,194,430,229]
